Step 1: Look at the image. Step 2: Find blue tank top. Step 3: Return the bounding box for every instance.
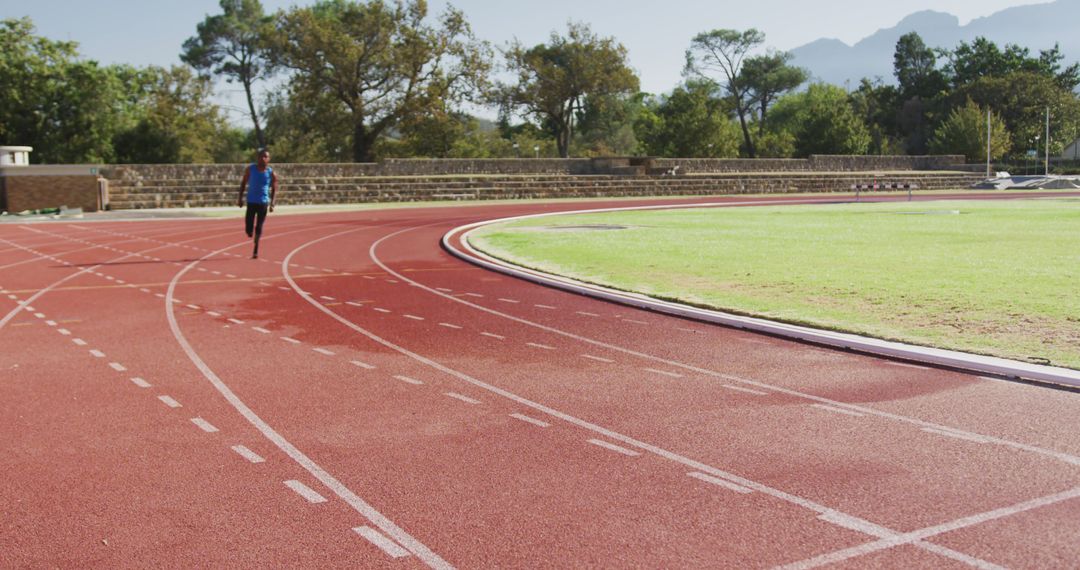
[247,165,272,204]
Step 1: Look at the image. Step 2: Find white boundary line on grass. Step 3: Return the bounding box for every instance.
[442,199,1080,389]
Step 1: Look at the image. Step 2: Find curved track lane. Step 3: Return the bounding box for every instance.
[2,193,1078,569]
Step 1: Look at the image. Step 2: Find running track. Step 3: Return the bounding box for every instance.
[2,193,1078,568]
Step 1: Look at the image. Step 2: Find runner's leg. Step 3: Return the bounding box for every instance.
[245,204,256,238]
[252,204,268,258]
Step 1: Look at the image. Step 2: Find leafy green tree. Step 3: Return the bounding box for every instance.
[929,99,1011,162]
[739,51,807,135]
[269,0,491,162]
[181,0,275,148]
[261,88,352,162]
[893,32,947,101]
[848,78,904,155]
[946,38,1080,90]
[573,93,644,157]
[768,83,870,157]
[684,28,764,157]
[501,22,639,158]
[637,82,741,157]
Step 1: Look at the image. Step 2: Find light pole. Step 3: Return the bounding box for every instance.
[533,145,540,159]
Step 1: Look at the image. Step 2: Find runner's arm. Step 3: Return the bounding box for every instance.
[238,167,250,207]
[269,171,278,212]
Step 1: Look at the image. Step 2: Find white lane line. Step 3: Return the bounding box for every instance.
[279,286,290,291]
[207,311,221,317]
[811,404,865,417]
[158,395,182,408]
[373,308,391,313]
[191,417,219,433]
[226,274,237,279]
[621,319,649,325]
[89,349,105,358]
[385,278,398,282]
[313,347,336,356]
[130,377,151,388]
[116,279,126,284]
[228,318,245,325]
[497,298,519,303]
[345,301,364,307]
[394,375,424,385]
[108,362,127,372]
[285,480,328,503]
[23,306,34,312]
[280,337,301,344]
[922,427,990,444]
[232,445,266,463]
[139,288,151,293]
[644,368,683,378]
[197,267,208,272]
[817,511,894,538]
[588,439,641,457]
[404,314,425,321]
[33,312,45,318]
[252,327,271,334]
[104,275,115,281]
[363,275,376,280]
[186,304,201,310]
[721,384,770,396]
[535,304,557,309]
[509,413,550,428]
[446,392,481,405]
[526,342,555,350]
[260,282,271,286]
[435,287,453,292]
[576,311,600,317]
[304,265,317,271]
[688,472,754,494]
[321,296,335,301]
[464,293,483,298]
[154,293,165,298]
[438,322,462,329]
[354,526,411,559]
[480,332,505,340]
[45,320,56,326]
[886,361,930,371]
[582,354,615,363]
[211,270,222,276]
[57,328,71,335]
[351,360,376,370]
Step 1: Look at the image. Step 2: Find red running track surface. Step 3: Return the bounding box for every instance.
[1,193,1078,569]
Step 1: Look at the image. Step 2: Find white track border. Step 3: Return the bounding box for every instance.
[441,200,1080,389]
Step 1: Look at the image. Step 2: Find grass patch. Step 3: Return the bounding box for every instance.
[470,199,1080,370]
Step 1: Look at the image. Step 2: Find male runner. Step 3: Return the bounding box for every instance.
[238,149,278,258]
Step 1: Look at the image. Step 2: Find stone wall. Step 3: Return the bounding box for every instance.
[652,155,966,174]
[0,166,101,212]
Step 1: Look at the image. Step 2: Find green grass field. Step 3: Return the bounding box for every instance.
[470,198,1080,370]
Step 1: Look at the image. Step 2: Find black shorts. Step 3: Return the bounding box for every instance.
[245,203,269,237]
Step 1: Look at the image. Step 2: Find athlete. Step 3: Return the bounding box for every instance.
[237,149,278,259]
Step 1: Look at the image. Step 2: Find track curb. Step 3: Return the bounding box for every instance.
[441,200,1080,389]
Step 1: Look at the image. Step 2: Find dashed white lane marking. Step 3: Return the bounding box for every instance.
[435,287,453,292]
[404,314,425,321]
[158,395,182,408]
[226,274,237,279]
[438,322,462,329]
[23,306,35,312]
[280,337,300,344]
[186,304,201,310]
[191,417,219,433]
[373,308,391,313]
[232,445,266,463]
[57,328,71,335]
[259,282,271,286]
[621,319,649,325]
[279,286,290,291]
[313,348,336,356]
[721,384,770,396]
[510,413,550,428]
[108,362,127,372]
[588,439,641,457]
[354,526,411,559]
[886,361,930,371]
[644,368,683,378]
[480,332,505,340]
[351,360,376,370]
[104,275,115,281]
[89,349,105,358]
[45,320,56,326]
[252,327,271,334]
[363,276,376,280]
[497,298,519,303]
[139,288,151,293]
[211,270,222,276]
[320,296,335,301]
[345,301,364,307]
[526,342,555,350]
[394,375,424,385]
[33,312,45,318]
[446,392,481,405]
[816,511,894,538]
[207,311,221,317]
[285,480,328,503]
[385,278,398,282]
[154,293,165,298]
[130,377,151,388]
[811,404,865,417]
[535,304,557,309]
[227,318,245,325]
[688,472,754,494]
[197,267,208,272]
[464,293,483,298]
[576,311,600,317]
[582,354,615,363]
[304,265,317,271]
[922,427,990,444]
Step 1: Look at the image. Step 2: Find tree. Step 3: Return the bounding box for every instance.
[501,22,639,158]
[684,28,764,157]
[768,83,870,157]
[848,78,904,154]
[929,99,1011,162]
[269,0,491,162]
[739,51,807,135]
[637,82,741,158]
[893,32,947,101]
[573,93,644,157]
[181,0,275,148]
[946,37,1080,91]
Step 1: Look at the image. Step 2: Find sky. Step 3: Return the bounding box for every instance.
[2,0,1047,123]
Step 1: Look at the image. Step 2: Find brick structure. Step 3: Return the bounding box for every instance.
[0,166,102,213]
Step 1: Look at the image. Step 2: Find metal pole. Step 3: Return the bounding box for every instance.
[1045,106,1050,176]
[986,108,992,178]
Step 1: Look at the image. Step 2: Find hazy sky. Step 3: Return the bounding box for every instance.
[3,0,1046,121]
